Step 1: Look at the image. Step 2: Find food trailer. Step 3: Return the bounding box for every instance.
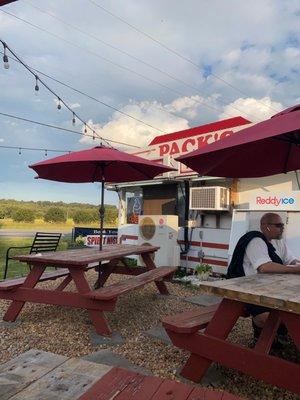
[108,116,300,275]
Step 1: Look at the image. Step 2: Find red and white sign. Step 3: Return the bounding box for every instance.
[85,235,118,246]
[249,192,300,211]
[131,116,252,178]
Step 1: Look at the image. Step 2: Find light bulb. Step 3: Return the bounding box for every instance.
[84,124,87,133]
[34,76,39,94]
[3,54,9,69]
[72,113,76,126]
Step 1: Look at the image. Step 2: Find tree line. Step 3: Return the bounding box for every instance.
[0,199,118,225]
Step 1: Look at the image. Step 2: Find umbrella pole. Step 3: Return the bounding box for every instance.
[99,174,105,251]
[95,169,105,289]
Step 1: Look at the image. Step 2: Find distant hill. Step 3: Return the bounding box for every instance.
[0,199,118,224]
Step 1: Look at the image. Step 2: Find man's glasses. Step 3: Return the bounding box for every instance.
[268,223,285,228]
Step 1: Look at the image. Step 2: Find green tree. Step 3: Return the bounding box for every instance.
[12,208,35,223]
[44,207,66,223]
[73,210,95,224]
[104,206,118,225]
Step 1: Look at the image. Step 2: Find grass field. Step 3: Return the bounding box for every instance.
[0,217,117,279]
[0,218,100,231]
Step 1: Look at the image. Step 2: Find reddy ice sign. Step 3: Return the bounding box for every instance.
[249,192,300,210]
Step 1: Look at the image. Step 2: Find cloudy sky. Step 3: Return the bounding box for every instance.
[0,0,299,205]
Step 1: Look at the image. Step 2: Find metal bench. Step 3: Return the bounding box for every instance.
[3,232,62,279]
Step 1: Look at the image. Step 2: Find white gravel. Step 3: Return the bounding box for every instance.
[0,272,299,400]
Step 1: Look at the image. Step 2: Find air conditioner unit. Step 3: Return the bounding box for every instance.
[189,187,230,210]
[138,215,180,267]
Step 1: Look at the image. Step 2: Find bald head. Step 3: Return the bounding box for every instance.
[260,213,284,240]
[260,213,281,225]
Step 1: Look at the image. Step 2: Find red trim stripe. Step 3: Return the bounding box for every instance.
[180,255,228,267]
[119,234,138,244]
[178,240,229,250]
[149,116,251,145]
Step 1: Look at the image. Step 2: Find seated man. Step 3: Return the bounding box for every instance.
[227,212,300,343]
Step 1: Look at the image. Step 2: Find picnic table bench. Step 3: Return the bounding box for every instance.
[0,244,176,336]
[162,274,300,395]
[0,349,247,400]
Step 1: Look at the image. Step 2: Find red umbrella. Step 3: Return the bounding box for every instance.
[30,145,175,251]
[0,1,17,5]
[177,104,300,178]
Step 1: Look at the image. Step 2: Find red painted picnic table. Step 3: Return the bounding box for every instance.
[0,244,175,336]
[78,366,246,400]
[163,274,300,395]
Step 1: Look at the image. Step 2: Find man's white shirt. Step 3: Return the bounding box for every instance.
[243,238,297,276]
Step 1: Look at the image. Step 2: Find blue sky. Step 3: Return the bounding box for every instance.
[0,0,299,205]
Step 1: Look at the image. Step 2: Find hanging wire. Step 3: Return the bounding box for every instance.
[0,48,173,131]
[0,10,266,123]
[88,0,280,114]
[0,111,141,148]
[23,0,268,121]
[0,144,71,154]
[0,38,113,148]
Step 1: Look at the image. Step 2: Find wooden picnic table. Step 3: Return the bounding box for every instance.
[0,244,176,336]
[0,349,246,399]
[163,274,300,395]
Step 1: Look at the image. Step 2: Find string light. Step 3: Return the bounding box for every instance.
[0,38,112,147]
[72,112,76,126]
[0,111,141,148]
[0,144,71,155]
[2,42,9,69]
[34,75,39,94]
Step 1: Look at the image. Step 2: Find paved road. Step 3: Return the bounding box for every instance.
[0,229,71,238]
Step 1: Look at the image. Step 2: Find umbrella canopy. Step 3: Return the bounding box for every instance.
[30,145,174,183]
[0,1,17,5]
[30,145,175,260]
[177,104,300,178]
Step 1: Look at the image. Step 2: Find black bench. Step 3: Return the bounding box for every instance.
[3,232,62,279]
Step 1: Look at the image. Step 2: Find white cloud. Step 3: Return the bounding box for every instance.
[0,138,4,143]
[1,0,299,204]
[79,98,193,148]
[70,103,81,109]
[219,97,283,122]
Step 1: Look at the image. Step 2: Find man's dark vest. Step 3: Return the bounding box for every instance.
[226,231,283,279]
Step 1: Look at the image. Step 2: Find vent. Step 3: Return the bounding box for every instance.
[139,216,156,240]
[189,187,230,210]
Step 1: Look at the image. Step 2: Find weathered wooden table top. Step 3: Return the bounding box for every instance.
[200,274,300,314]
[12,244,159,267]
[0,349,246,400]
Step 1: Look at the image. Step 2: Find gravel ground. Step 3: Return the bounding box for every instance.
[0,272,299,400]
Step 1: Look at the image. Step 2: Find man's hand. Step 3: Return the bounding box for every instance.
[258,262,300,273]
